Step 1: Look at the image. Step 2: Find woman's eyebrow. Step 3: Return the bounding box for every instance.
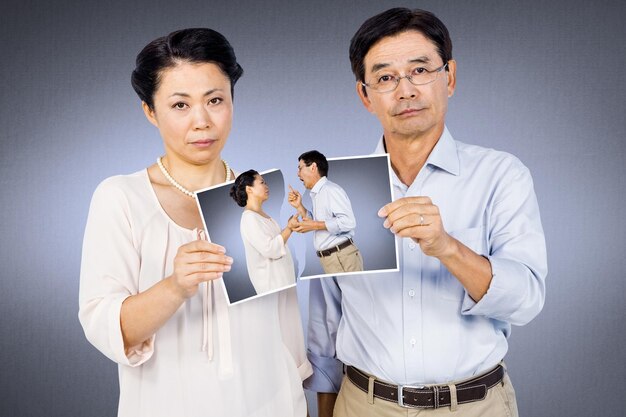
[168,88,221,98]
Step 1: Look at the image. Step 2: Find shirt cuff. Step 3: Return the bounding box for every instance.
[110,295,155,367]
[325,218,340,235]
[271,234,288,259]
[298,358,314,381]
[461,256,532,323]
[303,351,343,393]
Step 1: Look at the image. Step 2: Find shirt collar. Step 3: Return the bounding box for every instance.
[372,126,460,176]
[310,176,328,194]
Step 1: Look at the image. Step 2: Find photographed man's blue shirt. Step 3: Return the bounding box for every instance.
[305,127,547,390]
[308,176,357,251]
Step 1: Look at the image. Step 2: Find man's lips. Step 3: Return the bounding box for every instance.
[395,107,423,116]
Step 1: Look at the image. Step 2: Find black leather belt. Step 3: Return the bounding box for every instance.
[346,364,505,409]
[316,239,354,257]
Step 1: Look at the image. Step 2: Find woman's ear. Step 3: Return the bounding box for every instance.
[142,102,158,128]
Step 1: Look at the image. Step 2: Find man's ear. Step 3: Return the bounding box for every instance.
[142,102,158,128]
[311,162,318,173]
[356,81,374,113]
[446,59,457,98]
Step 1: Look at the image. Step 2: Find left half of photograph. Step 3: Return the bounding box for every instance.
[196,168,298,304]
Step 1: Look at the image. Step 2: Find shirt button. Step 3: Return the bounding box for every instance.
[408,289,415,298]
[410,338,416,347]
[408,242,416,250]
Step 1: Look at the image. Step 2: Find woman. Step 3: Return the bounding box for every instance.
[78,28,312,417]
[230,170,297,294]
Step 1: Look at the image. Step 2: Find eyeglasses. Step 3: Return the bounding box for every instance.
[361,63,448,93]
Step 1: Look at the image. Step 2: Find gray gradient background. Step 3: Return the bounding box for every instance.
[0,1,624,416]
[299,155,397,277]
[197,169,287,304]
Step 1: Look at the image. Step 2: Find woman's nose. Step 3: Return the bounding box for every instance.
[192,107,211,129]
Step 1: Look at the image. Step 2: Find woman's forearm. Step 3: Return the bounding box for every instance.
[281,227,293,244]
[120,277,186,348]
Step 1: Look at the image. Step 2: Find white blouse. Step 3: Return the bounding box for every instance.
[240,210,296,295]
[79,170,312,417]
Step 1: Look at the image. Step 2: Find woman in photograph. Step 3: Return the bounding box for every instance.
[230,170,297,294]
[78,28,311,417]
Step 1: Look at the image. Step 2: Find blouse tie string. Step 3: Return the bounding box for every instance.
[197,229,233,377]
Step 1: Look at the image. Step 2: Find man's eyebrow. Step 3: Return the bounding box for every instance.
[369,56,432,73]
[370,62,390,73]
[408,56,431,65]
[168,89,221,98]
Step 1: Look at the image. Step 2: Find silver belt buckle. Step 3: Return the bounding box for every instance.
[397,384,425,408]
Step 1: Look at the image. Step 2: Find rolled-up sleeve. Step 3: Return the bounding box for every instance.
[304,277,344,393]
[78,179,154,366]
[462,163,547,325]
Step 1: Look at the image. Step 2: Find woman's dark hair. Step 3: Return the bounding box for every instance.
[131,28,244,110]
[229,169,259,207]
[349,8,452,93]
[298,150,328,177]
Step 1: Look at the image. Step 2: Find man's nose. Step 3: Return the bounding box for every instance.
[396,76,419,100]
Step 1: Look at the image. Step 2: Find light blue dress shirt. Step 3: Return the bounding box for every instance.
[308,176,357,251]
[304,127,547,391]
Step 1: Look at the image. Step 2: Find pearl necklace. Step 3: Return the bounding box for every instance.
[156,157,232,198]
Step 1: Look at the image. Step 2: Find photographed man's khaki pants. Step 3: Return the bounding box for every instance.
[319,243,363,274]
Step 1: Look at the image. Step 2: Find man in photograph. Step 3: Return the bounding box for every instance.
[305,8,547,417]
[288,150,364,274]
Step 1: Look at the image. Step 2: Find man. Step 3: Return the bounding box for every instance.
[288,150,364,274]
[304,8,546,417]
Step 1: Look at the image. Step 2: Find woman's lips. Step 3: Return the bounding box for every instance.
[190,139,217,147]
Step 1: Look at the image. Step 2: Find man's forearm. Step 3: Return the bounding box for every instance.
[315,220,327,231]
[438,237,492,302]
[297,205,309,218]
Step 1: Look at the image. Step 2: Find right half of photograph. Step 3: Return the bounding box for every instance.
[286,152,398,279]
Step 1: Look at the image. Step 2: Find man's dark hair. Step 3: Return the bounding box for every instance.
[131,28,244,110]
[349,8,452,91]
[298,150,328,178]
[229,169,259,207]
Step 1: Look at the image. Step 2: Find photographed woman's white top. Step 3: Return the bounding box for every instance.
[240,210,296,295]
[79,170,312,417]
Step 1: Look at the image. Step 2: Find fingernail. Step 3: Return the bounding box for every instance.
[383,220,390,228]
[224,265,231,272]
[377,208,386,217]
[226,256,234,264]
